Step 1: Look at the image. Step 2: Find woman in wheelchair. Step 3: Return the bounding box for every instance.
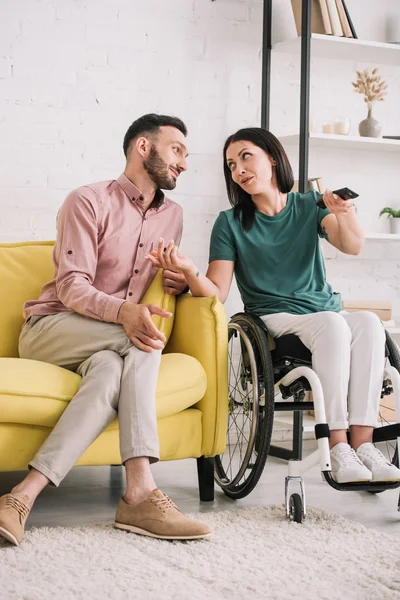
[147,127,400,486]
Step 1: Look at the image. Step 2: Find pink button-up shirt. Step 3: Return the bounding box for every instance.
[24,174,183,323]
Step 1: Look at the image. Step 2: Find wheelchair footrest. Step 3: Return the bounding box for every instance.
[372,423,400,443]
[323,471,400,492]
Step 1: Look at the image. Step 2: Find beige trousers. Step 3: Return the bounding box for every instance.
[19,312,162,486]
[261,310,386,430]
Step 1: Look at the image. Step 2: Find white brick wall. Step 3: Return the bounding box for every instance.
[1,0,399,317]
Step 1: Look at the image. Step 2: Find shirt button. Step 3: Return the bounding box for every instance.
[128,292,132,296]
[134,269,139,274]
[139,243,143,248]
[139,195,144,201]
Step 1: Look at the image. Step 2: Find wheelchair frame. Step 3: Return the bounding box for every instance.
[216,312,400,522]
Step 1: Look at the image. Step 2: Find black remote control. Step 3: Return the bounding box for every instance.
[316,187,359,209]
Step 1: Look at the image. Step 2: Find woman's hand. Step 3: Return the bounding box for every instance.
[146,238,196,275]
[322,190,355,215]
[320,190,364,256]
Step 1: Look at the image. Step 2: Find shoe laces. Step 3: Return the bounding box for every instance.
[6,495,29,524]
[151,494,178,514]
[332,445,364,467]
[359,445,391,466]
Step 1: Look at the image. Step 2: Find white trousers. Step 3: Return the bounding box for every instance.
[261,311,386,430]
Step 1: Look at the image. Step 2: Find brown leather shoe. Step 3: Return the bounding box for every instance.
[0,492,31,546]
[114,489,212,540]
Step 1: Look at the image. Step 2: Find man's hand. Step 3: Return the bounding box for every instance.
[146,238,195,275]
[117,302,172,352]
[162,269,188,295]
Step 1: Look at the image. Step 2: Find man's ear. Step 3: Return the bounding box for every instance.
[135,136,151,158]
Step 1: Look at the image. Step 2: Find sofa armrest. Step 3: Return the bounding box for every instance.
[164,295,228,457]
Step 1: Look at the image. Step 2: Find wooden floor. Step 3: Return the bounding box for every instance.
[1,441,399,536]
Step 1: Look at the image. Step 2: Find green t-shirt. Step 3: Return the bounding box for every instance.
[209,190,342,316]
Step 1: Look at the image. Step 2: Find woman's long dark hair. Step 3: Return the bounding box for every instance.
[223,128,294,231]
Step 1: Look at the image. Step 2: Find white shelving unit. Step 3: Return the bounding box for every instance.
[277,36,400,251]
[386,318,400,335]
[364,233,400,241]
[279,133,400,153]
[273,34,400,66]
[387,327,400,335]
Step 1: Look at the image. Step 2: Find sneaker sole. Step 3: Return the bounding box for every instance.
[0,526,19,546]
[333,477,372,484]
[372,477,400,482]
[114,522,212,540]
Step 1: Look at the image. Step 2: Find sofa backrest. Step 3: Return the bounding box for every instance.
[0,242,55,357]
[0,241,175,358]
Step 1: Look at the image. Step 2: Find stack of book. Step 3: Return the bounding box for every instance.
[291,0,357,39]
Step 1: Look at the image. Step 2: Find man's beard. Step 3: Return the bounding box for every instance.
[143,145,176,190]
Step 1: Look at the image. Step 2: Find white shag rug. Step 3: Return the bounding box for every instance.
[1,505,400,600]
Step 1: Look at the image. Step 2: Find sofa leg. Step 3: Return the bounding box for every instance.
[197,456,215,502]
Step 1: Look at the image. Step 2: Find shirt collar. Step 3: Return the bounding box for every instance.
[116,174,165,208]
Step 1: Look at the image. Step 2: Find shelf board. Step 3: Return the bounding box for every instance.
[383,317,400,335]
[386,326,400,334]
[273,34,400,65]
[365,233,400,240]
[279,133,400,152]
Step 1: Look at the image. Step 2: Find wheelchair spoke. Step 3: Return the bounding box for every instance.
[377,407,397,463]
[226,412,251,472]
[227,416,250,443]
[229,352,244,398]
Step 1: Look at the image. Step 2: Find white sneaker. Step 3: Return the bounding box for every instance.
[330,442,372,483]
[356,442,400,482]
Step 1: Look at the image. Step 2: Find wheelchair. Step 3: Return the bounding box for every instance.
[214,312,400,523]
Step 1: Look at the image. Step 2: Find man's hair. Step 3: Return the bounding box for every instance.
[123,113,188,157]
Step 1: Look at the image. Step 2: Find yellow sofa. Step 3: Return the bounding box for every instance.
[0,241,228,500]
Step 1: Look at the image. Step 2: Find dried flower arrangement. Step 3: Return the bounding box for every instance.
[352,68,388,111]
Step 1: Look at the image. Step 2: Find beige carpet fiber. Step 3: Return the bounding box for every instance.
[1,505,400,600]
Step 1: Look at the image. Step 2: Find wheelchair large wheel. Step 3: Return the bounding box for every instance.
[378,332,400,467]
[215,313,275,499]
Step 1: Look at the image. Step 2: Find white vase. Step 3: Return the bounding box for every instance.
[390,218,400,234]
[359,109,381,138]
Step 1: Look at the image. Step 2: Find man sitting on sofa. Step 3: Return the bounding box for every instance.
[0,113,211,546]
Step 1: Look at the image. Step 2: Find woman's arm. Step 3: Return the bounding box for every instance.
[320,190,364,255]
[183,260,235,303]
[146,239,235,303]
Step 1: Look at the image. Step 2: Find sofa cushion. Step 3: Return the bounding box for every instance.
[0,241,176,359]
[0,354,206,427]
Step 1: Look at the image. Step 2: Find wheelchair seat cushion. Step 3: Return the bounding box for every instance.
[271,334,312,365]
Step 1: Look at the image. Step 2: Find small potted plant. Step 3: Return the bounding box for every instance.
[352,68,388,138]
[379,207,400,234]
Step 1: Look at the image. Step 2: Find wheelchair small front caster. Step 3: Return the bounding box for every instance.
[285,475,306,523]
[289,493,304,523]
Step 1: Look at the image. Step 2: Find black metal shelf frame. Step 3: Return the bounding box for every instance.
[261,0,312,459]
[262,0,311,194]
